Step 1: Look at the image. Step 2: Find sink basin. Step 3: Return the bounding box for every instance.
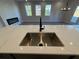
[20,32,64,47]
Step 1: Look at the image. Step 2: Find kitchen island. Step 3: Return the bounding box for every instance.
[0,25,79,56]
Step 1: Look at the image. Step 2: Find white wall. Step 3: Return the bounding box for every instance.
[0,19,3,28]
[0,16,5,28]
[0,0,21,26]
[0,22,3,28]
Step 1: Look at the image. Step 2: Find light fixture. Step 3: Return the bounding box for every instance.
[60,0,71,11]
[61,7,71,11]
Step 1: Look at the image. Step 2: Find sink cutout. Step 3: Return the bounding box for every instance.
[20,32,64,47]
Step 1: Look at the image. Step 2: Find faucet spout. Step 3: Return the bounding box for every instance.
[39,17,44,32]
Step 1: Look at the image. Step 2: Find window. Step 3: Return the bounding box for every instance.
[25,4,52,16]
[73,6,79,17]
[25,5,32,16]
[45,4,51,16]
[35,5,41,16]
[71,6,79,23]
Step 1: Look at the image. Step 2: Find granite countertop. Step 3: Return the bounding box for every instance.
[0,25,79,55]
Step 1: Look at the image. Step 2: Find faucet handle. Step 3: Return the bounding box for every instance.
[41,25,45,31]
[42,25,45,29]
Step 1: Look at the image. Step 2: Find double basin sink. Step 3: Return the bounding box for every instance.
[20,32,64,47]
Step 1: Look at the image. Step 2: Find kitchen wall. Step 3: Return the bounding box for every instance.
[0,0,21,26]
[0,0,77,24]
[17,1,65,23]
[17,0,79,24]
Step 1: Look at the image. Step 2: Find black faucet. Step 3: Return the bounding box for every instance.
[39,17,45,32]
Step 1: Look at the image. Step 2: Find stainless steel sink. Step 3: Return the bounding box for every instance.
[20,32,64,47]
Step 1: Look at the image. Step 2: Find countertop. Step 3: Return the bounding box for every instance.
[0,25,79,55]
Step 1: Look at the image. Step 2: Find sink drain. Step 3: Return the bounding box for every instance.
[39,43,43,46]
[38,43,47,46]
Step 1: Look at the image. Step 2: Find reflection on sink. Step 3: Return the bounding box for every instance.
[20,32,64,47]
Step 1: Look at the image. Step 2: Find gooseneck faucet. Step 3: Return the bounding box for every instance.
[39,17,45,32]
[38,17,45,46]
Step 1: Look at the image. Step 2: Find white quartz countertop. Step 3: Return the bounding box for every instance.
[0,25,79,55]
